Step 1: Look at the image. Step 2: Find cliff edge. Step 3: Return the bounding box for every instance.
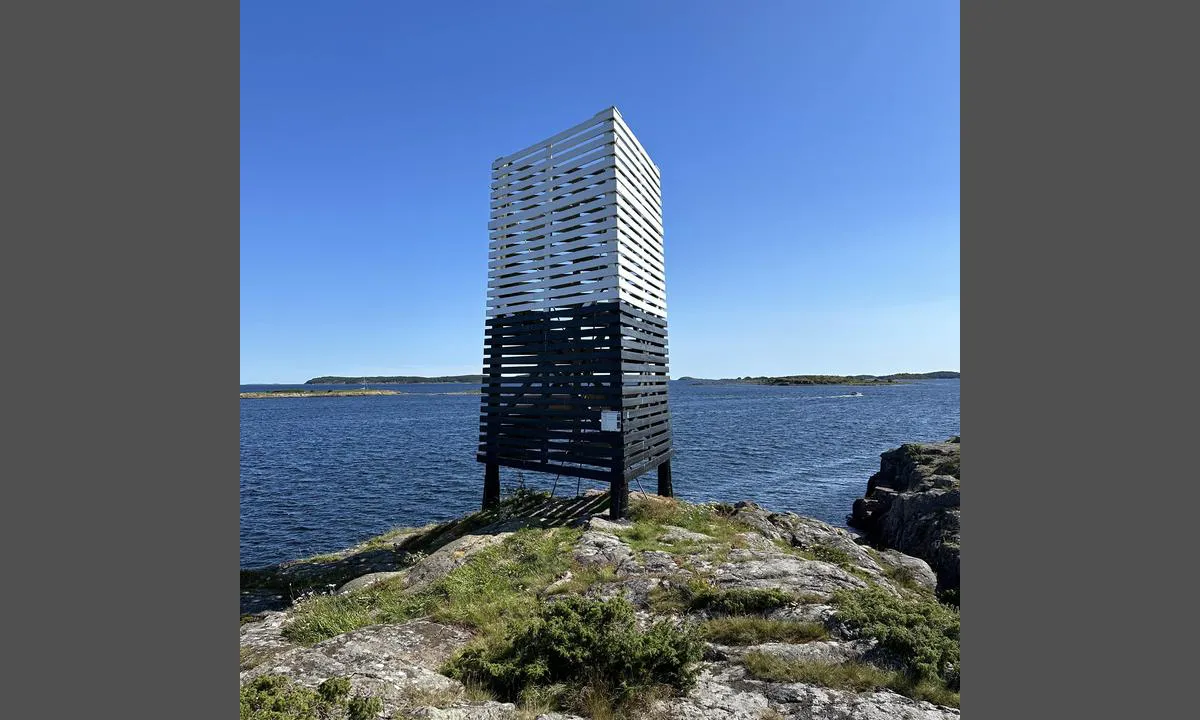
[848,439,960,594]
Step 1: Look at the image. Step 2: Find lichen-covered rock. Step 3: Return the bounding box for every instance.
[572,530,637,574]
[655,663,771,719]
[766,603,837,624]
[409,701,519,719]
[338,570,406,594]
[709,640,875,665]
[660,525,716,544]
[240,534,423,614]
[241,485,961,719]
[403,533,510,594]
[660,663,959,720]
[642,549,684,575]
[241,621,476,717]
[876,550,937,591]
[727,504,884,577]
[848,442,960,591]
[585,516,629,533]
[714,551,868,599]
[239,610,297,670]
[763,681,959,719]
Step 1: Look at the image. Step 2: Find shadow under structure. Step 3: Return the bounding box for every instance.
[477,107,673,519]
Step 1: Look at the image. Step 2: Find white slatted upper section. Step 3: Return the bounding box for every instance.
[487,107,666,318]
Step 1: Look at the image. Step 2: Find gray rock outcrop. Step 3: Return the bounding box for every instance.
[242,485,959,719]
[659,663,959,720]
[848,441,960,592]
[242,621,476,718]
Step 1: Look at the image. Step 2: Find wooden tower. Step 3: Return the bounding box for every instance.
[478,107,672,519]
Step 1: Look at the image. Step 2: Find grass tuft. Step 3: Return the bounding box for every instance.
[743,653,959,708]
[698,617,828,645]
[282,526,581,646]
[544,563,619,596]
[811,542,856,569]
[881,564,934,595]
[626,496,754,544]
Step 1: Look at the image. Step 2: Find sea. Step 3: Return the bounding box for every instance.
[240,379,960,569]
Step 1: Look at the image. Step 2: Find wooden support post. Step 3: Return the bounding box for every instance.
[657,460,673,497]
[609,476,629,520]
[483,462,500,508]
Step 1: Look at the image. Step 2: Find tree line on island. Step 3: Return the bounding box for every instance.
[306,375,484,384]
[304,371,958,386]
[678,371,959,386]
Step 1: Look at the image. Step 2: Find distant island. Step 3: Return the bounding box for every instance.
[241,388,481,399]
[677,371,959,386]
[301,372,959,387]
[305,375,484,385]
[241,389,406,399]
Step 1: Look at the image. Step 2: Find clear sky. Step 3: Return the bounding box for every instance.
[241,1,959,384]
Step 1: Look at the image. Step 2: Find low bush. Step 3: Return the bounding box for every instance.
[831,585,959,687]
[444,596,703,710]
[693,586,795,614]
[650,580,795,616]
[239,674,381,720]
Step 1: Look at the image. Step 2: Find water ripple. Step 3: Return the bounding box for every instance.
[240,381,959,567]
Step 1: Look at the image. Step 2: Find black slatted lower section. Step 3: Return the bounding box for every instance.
[478,300,672,483]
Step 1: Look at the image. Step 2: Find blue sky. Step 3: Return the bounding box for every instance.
[241,1,959,384]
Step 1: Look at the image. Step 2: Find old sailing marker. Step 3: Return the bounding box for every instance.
[478,107,673,519]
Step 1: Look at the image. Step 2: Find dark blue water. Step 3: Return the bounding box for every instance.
[240,380,959,568]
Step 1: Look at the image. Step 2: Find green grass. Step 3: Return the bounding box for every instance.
[240,647,271,671]
[831,585,959,687]
[694,587,797,614]
[544,563,619,596]
[698,617,829,645]
[771,537,817,560]
[647,580,801,616]
[810,542,856,568]
[881,564,930,594]
[770,537,862,573]
[399,684,464,708]
[239,674,383,720]
[242,490,560,595]
[613,523,692,554]
[742,653,959,708]
[933,457,960,478]
[626,496,755,545]
[614,497,763,566]
[282,526,581,646]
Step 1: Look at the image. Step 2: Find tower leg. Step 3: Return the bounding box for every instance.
[609,476,629,520]
[483,462,500,508]
[657,460,673,497]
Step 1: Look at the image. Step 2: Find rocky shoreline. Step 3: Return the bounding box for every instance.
[849,439,960,595]
[241,440,961,720]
